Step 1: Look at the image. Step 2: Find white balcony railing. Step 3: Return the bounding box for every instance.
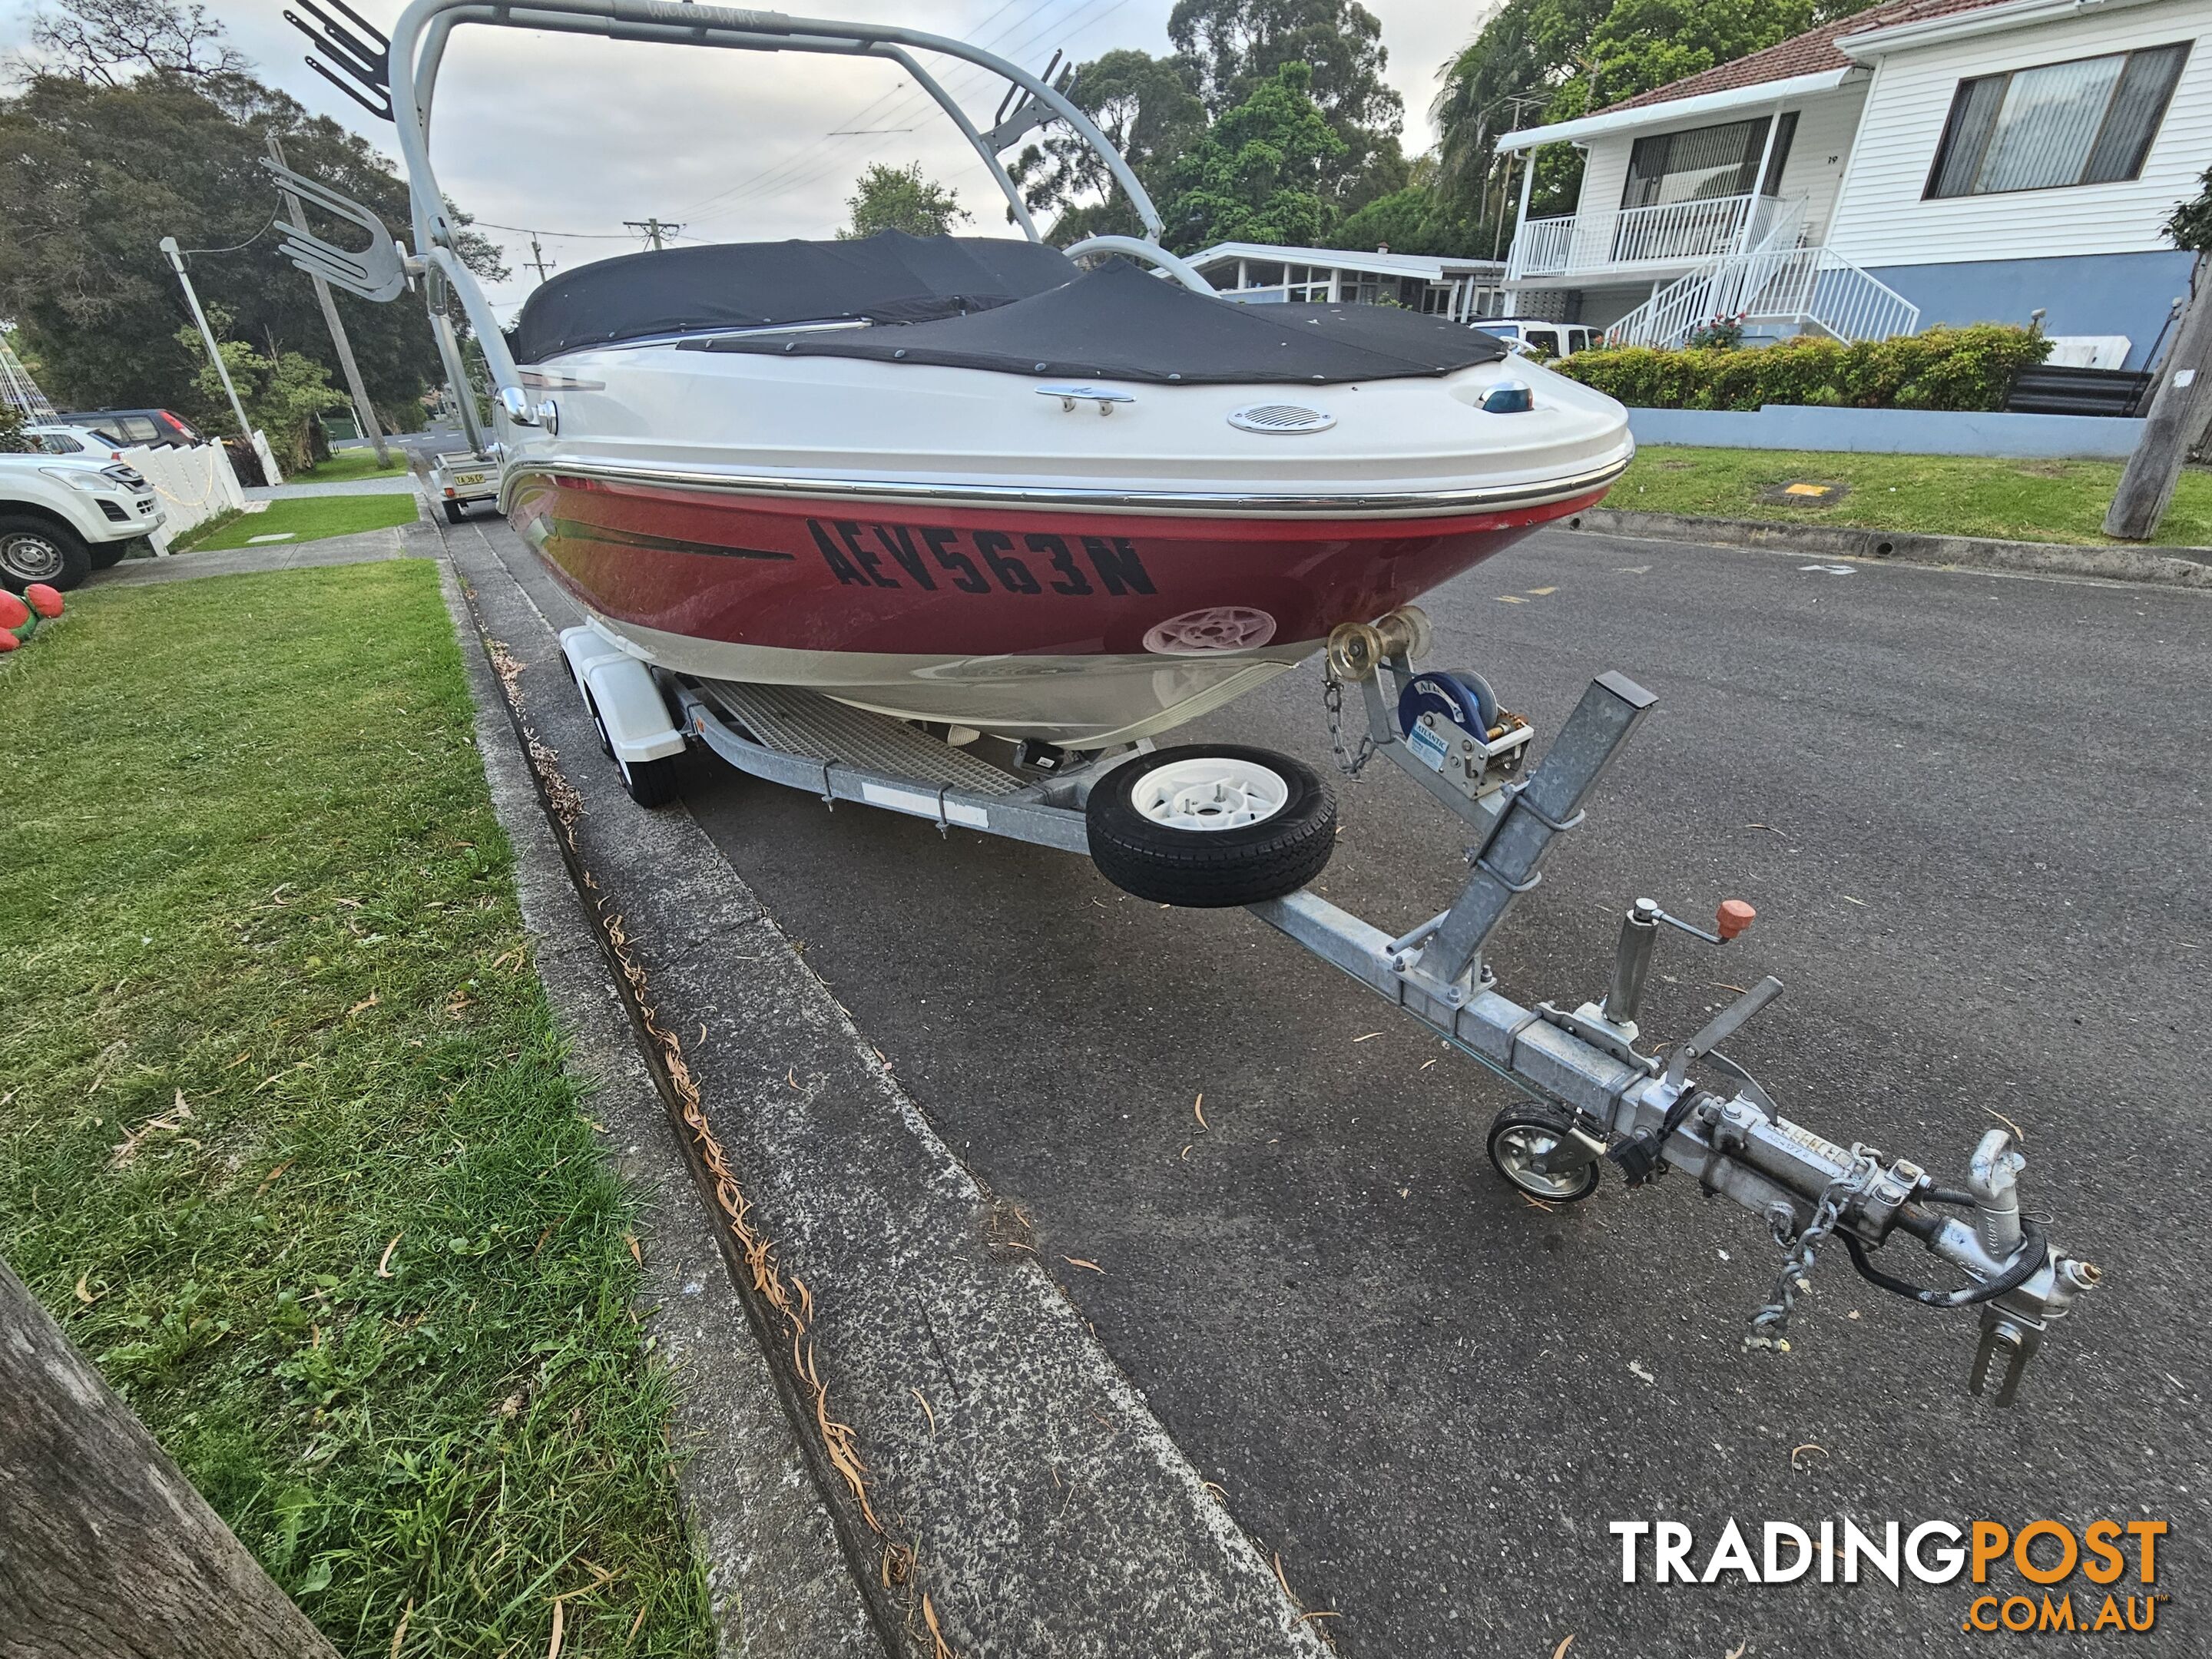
[1508,193,1790,280]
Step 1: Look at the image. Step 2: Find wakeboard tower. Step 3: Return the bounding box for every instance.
[270,0,2100,1405]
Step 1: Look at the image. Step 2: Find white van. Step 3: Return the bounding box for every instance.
[1477,320,1603,359]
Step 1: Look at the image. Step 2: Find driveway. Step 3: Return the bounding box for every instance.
[679,531,2207,1655]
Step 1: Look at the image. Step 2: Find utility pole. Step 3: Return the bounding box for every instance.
[267,135,390,468]
[2104,254,2212,540]
[623,217,681,250]
[525,233,555,283]
[0,1253,343,1659]
[158,234,279,482]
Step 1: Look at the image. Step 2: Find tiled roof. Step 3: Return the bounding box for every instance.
[1593,0,2009,114]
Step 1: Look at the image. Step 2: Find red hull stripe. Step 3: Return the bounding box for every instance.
[509,474,1611,658]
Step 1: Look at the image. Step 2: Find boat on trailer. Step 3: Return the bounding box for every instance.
[270,0,2099,1431]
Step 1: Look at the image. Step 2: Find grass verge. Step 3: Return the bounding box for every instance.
[176,492,422,554]
[294,451,414,485]
[1613,445,2212,548]
[0,561,710,1657]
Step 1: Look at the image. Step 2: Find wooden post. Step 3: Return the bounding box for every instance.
[0,1254,341,1659]
[2104,253,2212,540]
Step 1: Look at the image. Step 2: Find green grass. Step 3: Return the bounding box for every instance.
[0,562,711,1658]
[1614,445,2212,548]
[293,451,413,485]
[177,493,422,554]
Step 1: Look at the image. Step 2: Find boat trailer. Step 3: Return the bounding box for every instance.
[560,608,2101,1406]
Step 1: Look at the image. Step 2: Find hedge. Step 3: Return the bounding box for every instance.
[1555,325,2051,413]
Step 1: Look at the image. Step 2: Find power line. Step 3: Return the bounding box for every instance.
[685,0,1134,231]
[623,216,684,250]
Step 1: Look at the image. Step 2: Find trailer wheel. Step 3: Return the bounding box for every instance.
[581,683,681,807]
[1486,1108,1602,1204]
[1086,745,1334,907]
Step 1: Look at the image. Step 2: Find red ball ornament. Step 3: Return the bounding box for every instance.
[0,628,18,652]
[23,584,63,619]
[0,592,28,630]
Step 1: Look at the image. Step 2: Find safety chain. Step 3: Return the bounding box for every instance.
[1743,1146,1883,1355]
[1323,672,1379,777]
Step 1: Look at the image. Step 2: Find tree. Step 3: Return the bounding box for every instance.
[179,311,346,472]
[837,162,970,240]
[1158,61,1346,253]
[2169,165,2212,253]
[1167,0,1406,208]
[0,2,503,426]
[1011,48,1208,246]
[22,0,248,85]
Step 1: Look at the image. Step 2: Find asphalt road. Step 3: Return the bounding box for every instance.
[680,530,2208,1657]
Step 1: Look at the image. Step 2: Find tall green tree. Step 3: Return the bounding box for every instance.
[836,162,970,239]
[0,0,503,425]
[178,310,346,472]
[1168,0,1406,208]
[1010,48,1208,245]
[1158,61,1346,253]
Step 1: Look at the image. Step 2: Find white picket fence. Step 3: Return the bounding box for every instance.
[130,441,250,553]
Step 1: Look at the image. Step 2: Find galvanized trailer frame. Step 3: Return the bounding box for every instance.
[547,608,2103,1406]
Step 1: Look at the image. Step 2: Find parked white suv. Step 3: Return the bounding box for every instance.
[0,452,165,591]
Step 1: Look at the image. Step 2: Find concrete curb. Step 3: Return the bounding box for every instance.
[431,541,881,1657]
[1565,506,2212,589]
[432,512,1332,1659]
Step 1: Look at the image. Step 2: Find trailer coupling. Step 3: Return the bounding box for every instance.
[1260,609,2101,1406]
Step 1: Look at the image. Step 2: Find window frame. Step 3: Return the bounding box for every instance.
[1621,112,1798,211]
[1922,41,2191,200]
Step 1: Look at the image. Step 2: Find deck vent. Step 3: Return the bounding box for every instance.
[1228,403,1335,435]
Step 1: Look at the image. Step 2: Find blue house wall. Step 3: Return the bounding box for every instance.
[1863,250,2197,369]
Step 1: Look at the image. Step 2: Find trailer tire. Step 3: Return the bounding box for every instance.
[581,681,682,807]
[1486,1108,1602,1204]
[1086,744,1334,907]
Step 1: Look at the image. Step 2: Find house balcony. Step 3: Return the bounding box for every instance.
[1507,193,1801,283]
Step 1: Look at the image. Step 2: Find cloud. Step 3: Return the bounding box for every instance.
[4,0,1503,310]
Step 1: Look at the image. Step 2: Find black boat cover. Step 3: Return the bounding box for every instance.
[510,231,1080,362]
[684,261,1510,384]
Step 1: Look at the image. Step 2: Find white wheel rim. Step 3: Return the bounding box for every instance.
[1130,756,1289,831]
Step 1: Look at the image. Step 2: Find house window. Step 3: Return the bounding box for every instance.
[1622,114,1798,208]
[1926,43,2189,197]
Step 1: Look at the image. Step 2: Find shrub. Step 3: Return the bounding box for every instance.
[1558,325,2050,413]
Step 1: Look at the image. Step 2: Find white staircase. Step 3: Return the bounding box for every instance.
[1604,204,1919,349]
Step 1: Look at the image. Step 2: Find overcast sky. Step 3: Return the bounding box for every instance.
[2,1,1497,316]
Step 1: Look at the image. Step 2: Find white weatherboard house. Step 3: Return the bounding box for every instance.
[1185,243,1512,320]
[1498,0,2209,367]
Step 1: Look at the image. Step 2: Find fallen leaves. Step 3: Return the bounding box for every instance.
[1353,1031,1382,1043]
[111,1091,193,1165]
[253,1159,293,1200]
[1790,1442,1827,1472]
[911,1387,937,1436]
[1062,1257,1104,1274]
[1551,1637,1575,1659]
[1194,1093,1207,1130]
[1985,1106,2027,1143]
[346,992,379,1019]
[74,1271,101,1305]
[376,1233,403,1278]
